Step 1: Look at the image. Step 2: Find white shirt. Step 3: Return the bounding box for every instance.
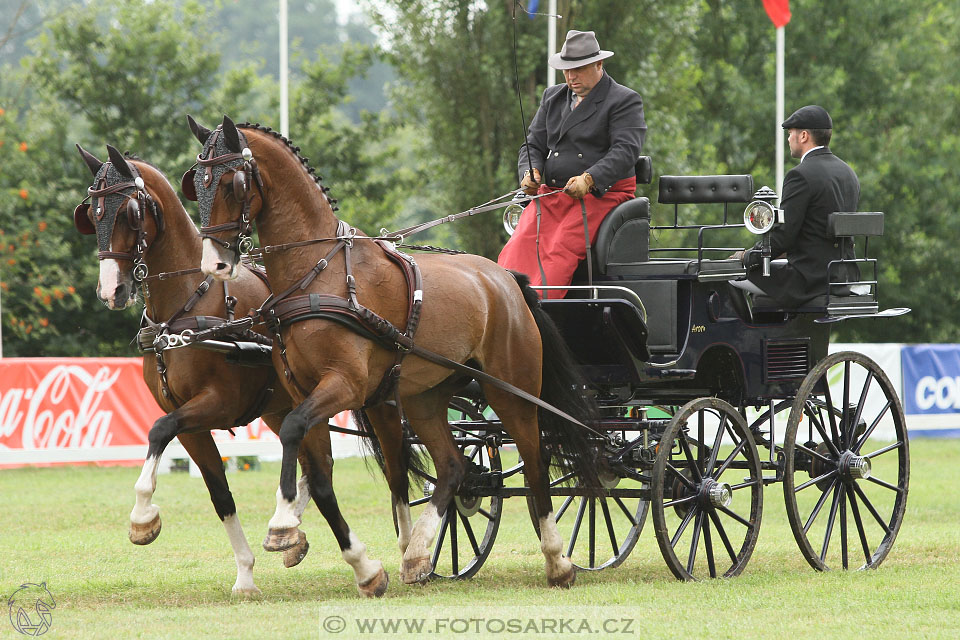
[800,145,824,163]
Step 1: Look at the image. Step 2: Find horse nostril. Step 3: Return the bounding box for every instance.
[217,262,229,272]
[115,283,127,302]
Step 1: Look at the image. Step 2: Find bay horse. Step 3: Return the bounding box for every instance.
[73,144,388,597]
[188,115,599,587]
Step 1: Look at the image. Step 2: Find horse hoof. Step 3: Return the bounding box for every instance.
[400,557,433,585]
[357,565,389,598]
[547,564,577,589]
[263,527,300,552]
[129,514,162,545]
[231,584,262,597]
[283,531,309,568]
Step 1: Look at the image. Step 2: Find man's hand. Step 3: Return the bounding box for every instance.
[563,172,594,198]
[520,168,542,196]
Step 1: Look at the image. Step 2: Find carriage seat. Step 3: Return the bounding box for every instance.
[592,197,651,274]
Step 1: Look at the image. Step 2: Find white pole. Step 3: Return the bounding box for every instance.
[775,25,785,199]
[547,0,557,87]
[279,0,289,138]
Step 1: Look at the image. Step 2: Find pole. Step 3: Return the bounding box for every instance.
[279,0,289,138]
[547,0,557,87]
[775,25,785,200]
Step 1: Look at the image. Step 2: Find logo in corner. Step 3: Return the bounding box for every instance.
[8,582,56,636]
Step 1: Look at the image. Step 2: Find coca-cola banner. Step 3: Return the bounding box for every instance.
[0,358,362,468]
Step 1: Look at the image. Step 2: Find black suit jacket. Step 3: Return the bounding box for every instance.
[518,72,646,195]
[749,147,860,306]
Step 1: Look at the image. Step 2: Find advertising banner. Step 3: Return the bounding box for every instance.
[900,345,960,437]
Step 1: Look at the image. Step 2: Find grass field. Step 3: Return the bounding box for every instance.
[1,438,958,639]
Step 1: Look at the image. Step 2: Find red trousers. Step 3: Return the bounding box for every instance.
[497,177,636,299]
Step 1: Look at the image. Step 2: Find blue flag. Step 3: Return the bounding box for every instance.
[528,0,539,17]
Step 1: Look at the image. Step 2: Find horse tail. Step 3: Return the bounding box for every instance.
[510,271,602,493]
[352,408,430,494]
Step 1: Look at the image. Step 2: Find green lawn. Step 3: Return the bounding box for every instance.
[1,439,957,639]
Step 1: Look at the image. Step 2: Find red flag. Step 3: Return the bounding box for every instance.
[762,0,791,28]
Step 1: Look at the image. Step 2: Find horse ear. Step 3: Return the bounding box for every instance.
[76,144,104,176]
[106,145,134,178]
[222,115,241,152]
[187,114,212,144]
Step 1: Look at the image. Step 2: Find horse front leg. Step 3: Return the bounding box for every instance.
[264,410,312,568]
[362,405,413,556]
[177,432,261,596]
[130,410,186,544]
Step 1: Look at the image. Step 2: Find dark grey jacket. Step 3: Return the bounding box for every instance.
[517,72,646,195]
[749,147,860,305]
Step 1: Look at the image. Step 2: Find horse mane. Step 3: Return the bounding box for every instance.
[236,122,339,212]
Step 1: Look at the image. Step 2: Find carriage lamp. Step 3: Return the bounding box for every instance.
[743,187,783,276]
[503,191,528,236]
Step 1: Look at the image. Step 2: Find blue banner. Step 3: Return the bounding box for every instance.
[902,344,960,415]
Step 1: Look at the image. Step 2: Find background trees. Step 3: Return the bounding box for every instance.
[1,0,958,355]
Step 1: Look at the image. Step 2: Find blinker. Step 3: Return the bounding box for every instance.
[74,203,95,235]
[181,169,198,201]
[127,198,142,228]
[232,170,248,197]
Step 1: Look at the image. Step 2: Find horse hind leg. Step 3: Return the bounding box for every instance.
[398,392,467,585]
[484,387,576,588]
[361,405,414,556]
[298,423,388,597]
[177,432,261,596]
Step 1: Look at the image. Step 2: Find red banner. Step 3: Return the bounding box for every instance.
[0,358,358,468]
[762,0,791,28]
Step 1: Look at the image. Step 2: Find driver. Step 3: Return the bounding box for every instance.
[733,105,860,307]
[497,30,646,299]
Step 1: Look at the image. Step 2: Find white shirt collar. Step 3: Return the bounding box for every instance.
[800,145,825,163]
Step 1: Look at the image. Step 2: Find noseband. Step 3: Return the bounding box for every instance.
[76,163,162,282]
[184,127,263,257]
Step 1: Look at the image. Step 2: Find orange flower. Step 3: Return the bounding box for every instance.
[42,294,52,305]
[67,286,76,294]
[19,189,28,200]
[0,281,7,291]
[25,324,33,334]
[0,107,4,116]
[19,142,28,152]
[34,286,42,297]
[40,318,49,327]
[37,221,47,232]
[6,258,14,266]
[53,288,64,299]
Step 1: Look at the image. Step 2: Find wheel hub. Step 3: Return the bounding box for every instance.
[840,451,872,480]
[701,478,733,509]
[455,494,481,516]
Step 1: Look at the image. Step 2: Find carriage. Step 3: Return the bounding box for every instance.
[415,159,910,581]
[76,122,910,593]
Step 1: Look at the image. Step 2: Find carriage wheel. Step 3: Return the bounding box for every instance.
[652,398,763,581]
[782,351,909,571]
[402,397,502,580]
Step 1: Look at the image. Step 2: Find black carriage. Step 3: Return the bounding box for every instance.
[417,161,910,581]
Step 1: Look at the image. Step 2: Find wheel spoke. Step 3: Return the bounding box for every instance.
[705,414,728,473]
[807,405,842,459]
[477,507,495,521]
[841,361,851,450]
[432,512,450,569]
[600,498,619,556]
[549,470,577,488]
[795,441,833,464]
[840,482,849,569]
[802,479,837,534]
[449,508,459,575]
[670,504,698,547]
[863,440,903,460]
[707,507,738,564]
[663,494,698,509]
[848,372,874,450]
[851,481,893,535]
[566,496,588,559]
[729,479,762,491]
[680,435,704,482]
[459,511,481,557]
[846,487,873,565]
[795,469,839,493]
[588,498,596,568]
[703,515,717,578]
[819,483,842,563]
[554,495,575,522]
[613,496,639,527]
[666,462,698,491]
[410,496,431,507]
[853,400,892,453]
[865,475,903,493]
[686,510,704,575]
[713,437,747,479]
[823,380,843,450]
[717,505,753,529]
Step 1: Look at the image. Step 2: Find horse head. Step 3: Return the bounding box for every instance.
[184,115,264,281]
[73,144,166,309]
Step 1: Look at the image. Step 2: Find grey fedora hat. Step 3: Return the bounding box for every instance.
[548,30,614,70]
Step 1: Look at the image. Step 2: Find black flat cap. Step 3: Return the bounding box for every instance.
[782,105,833,129]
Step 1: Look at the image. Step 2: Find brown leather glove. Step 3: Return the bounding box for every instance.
[520,168,542,196]
[563,172,594,198]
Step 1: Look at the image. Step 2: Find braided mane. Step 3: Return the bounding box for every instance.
[237,122,339,212]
